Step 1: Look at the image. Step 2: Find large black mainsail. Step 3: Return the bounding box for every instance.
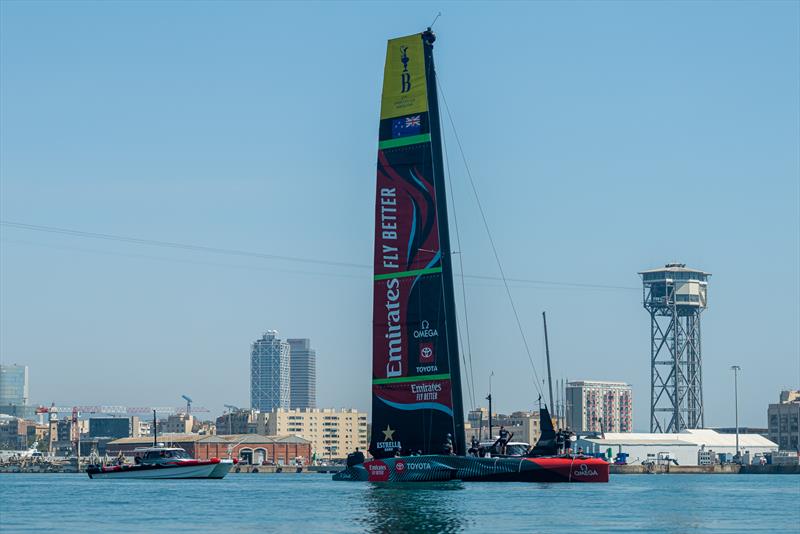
[369,30,466,458]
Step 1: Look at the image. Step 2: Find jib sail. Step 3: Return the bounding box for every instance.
[370,31,465,458]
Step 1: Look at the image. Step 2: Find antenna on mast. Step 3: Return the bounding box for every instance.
[430,11,442,29]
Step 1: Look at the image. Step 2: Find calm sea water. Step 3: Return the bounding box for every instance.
[1,473,798,533]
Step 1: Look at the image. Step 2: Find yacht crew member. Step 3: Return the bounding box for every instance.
[443,434,454,455]
[468,435,480,456]
[498,426,510,455]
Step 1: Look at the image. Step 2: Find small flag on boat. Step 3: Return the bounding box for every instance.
[392,115,422,138]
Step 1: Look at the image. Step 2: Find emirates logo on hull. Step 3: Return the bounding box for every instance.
[367,460,390,482]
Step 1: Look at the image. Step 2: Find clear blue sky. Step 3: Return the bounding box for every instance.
[1,1,798,430]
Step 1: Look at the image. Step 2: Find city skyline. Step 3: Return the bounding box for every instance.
[1,2,798,431]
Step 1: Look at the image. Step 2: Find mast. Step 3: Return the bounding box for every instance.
[543,312,555,415]
[152,410,157,447]
[422,28,466,455]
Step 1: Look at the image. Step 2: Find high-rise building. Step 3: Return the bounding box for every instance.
[266,408,368,460]
[0,364,29,407]
[566,380,633,433]
[250,331,290,412]
[287,338,316,409]
[768,390,800,451]
[88,417,132,439]
[216,409,269,435]
[465,409,544,445]
[161,413,195,434]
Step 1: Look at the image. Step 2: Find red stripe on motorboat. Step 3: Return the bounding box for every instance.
[98,458,220,473]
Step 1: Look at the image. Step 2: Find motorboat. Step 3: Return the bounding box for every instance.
[87,446,234,479]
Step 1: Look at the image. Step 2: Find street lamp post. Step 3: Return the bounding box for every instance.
[731,365,741,462]
[486,371,494,440]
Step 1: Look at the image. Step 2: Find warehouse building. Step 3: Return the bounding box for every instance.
[106,434,311,465]
[577,429,777,466]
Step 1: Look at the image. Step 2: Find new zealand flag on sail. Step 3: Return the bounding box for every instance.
[391,114,422,138]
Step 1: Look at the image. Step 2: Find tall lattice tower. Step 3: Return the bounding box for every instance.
[640,263,710,433]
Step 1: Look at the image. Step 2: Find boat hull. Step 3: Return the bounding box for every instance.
[332,455,609,483]
[87,459,234,480]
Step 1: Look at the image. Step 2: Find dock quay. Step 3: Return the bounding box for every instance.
[0,461,344,474]
[610,464,799,474]
[229,465,342,474]
[3,460,796,475]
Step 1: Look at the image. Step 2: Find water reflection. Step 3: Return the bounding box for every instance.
[358,482,471,533]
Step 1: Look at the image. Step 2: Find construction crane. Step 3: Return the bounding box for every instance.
[181,395,193,415]
[50,405,210,416]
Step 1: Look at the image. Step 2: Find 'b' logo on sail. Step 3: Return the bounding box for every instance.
[400,46,411,93]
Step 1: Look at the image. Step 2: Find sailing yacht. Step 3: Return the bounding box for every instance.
[334,29,609,483]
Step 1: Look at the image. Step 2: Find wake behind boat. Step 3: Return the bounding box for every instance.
[333,28,608,483]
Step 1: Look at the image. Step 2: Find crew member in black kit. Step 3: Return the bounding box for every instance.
[498,426,510,455]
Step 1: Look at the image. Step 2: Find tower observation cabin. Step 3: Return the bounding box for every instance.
[639,263,710,433]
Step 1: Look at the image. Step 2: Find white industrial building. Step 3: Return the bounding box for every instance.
[577,429,777,466]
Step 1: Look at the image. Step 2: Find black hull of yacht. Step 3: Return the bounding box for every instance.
[332,455,609,483]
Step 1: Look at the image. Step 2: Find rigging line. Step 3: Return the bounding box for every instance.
[439,79,477,412]
[437,79,545,398]
[0,238,367,281]
[1,220,639,291]
[428,50,474,425]
[460,273,638,291]
[0,220,368,270]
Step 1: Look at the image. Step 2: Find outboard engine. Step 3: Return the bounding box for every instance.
[346,450,365,467]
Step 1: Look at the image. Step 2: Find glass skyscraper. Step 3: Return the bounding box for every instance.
[287,338,317,409]
[0,364,29,406]
[250,331,290,412]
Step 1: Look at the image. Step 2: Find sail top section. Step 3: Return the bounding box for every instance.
[380,33,428,120]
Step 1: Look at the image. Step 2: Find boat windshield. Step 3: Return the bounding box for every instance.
[505,444,530,456]
[143,449,192,461]
[160,450,191,459]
